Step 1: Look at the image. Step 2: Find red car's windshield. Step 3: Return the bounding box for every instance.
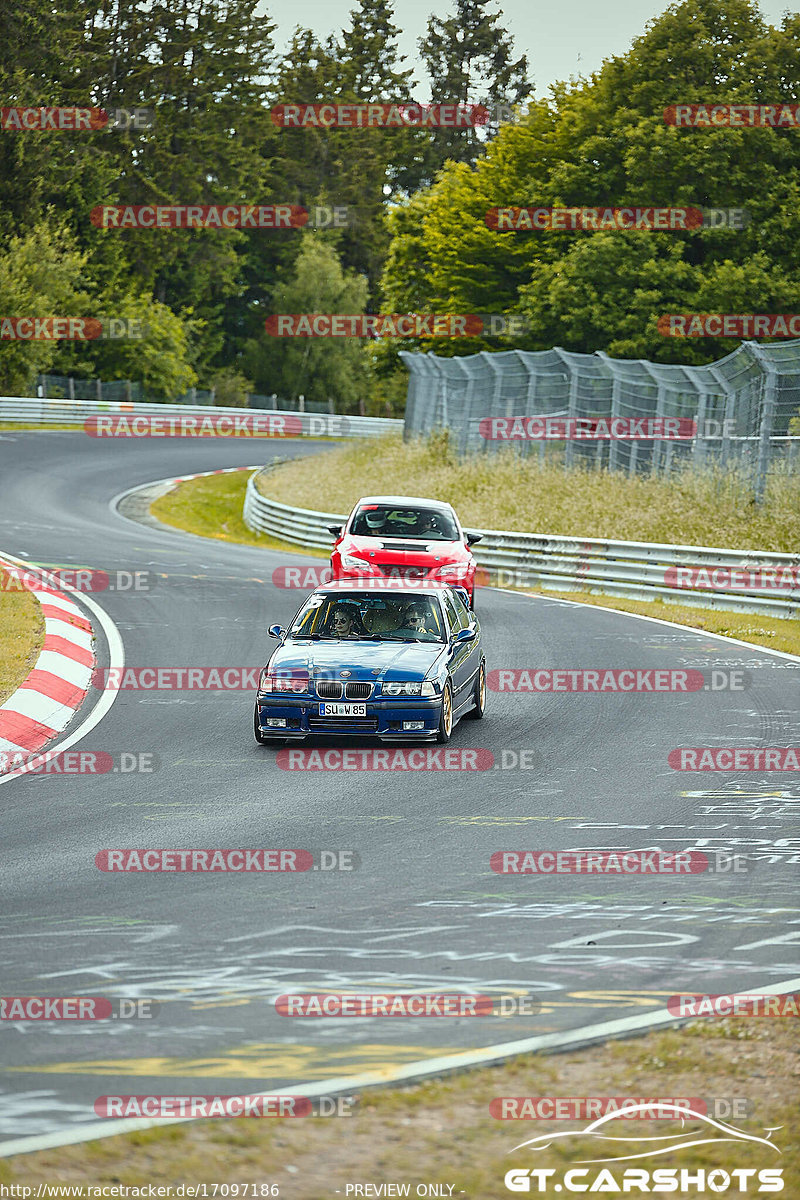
[350,506,460,541]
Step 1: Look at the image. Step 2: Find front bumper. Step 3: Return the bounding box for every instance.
[255,694,442,740]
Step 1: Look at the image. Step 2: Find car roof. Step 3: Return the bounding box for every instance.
[351,496,456,513]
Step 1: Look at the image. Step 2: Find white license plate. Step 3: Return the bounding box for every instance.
[319,702,367,717]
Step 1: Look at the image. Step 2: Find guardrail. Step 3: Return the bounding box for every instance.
[243,470,799,619]
[0,396,402,439]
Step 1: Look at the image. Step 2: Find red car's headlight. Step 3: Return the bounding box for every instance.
[434,562,471,579]
[340,552,379,573]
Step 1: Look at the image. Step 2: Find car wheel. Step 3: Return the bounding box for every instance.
[436,681,453,744]
[466,660,486,719]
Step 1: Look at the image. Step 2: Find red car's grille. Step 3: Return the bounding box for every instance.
[377,564,430,578]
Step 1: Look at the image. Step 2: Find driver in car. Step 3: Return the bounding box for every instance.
[396,601,434,637]
[330,606,362,638]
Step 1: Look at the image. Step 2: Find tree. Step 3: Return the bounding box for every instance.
[381,0,800,361]
[412,0,531,186]
[243,238,370,407]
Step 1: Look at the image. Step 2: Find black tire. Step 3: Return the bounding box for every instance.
[435,681,454,744]
[466,660,486,719]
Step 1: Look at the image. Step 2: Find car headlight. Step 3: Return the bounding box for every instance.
[259,671,308,694]
[382,680,437,697]
[340,552,378,573]
[434,562,470,579]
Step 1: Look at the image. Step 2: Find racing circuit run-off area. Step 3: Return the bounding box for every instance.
[0,0,799,1196]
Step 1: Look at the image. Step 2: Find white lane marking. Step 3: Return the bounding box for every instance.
[2,974,799,1158]
[493,587,800,664]
[0,552,124,786]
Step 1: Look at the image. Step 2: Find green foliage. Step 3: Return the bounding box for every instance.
[381,0,800,362]
[243,237,370,406]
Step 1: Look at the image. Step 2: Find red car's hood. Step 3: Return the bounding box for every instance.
[342,535,470,565]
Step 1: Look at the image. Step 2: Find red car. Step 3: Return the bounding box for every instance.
[329,495,482,605]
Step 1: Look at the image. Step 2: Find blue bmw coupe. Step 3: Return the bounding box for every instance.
[254,581,486,745]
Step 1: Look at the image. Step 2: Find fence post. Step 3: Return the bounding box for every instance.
[68,377,75,400]
[96,378,102,402]
[125,380,132,402]
[328,397,334,414]
[298,394,305,413]
[744,342,778,503]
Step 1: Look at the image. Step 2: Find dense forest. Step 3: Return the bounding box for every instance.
[0,0,797,408]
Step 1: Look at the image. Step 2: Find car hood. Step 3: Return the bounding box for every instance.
[343,535,470,564]
[268,639,446,682]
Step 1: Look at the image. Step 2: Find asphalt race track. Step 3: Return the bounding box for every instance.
[0,430,798,1146]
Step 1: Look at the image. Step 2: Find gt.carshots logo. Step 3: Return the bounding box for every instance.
[480,417,697,440]
[503,1103,784,1193]
[94,849,357,872]
[276,748,493,770]
[84,414,301,437]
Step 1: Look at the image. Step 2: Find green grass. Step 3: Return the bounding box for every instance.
[0,582,44,703]
[255,432,800,551]
[153,453,799,657]
[149,470,329,558]
[1,1018,795,1193]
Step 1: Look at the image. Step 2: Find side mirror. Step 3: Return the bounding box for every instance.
[465,532,482,546]
[327,524,343,538]
[268,624,286,639]
[454,627,476,644]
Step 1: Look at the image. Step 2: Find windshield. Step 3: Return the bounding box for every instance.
[349,505,460,541]
[289,593,446,642]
